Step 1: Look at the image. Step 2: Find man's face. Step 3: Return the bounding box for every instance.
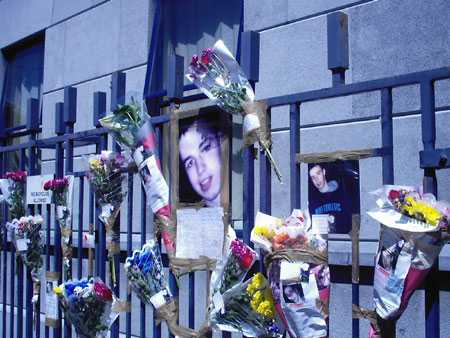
[309,165,326,191]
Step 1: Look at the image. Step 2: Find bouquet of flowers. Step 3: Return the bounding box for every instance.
[251,210,329,338]
[368,185,450,232]
[210,235,257,295]
[124,240,172,308]
[366,185,450,338]
[54,278,119,338]
[87,151,127,286]
[210,272,282,337]
[186,40,282,182]
[0,170,27,219]
[7,215,44,312]
[99,101,174,255]
[7,215,44,282]
[44,176,74,278]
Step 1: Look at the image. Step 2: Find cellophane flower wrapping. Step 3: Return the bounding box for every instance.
[210,227,257,298]
[7,215,44,282]
[54,278,119,338]
[124,240,172,308]
[44,176,74,278]
[99,102,174,254]
[210,272,282,337]
[86,151,128,254]
[252,210,329,338]
[0,171,27,220]
[367,186,449,337]
[186,40,282,182]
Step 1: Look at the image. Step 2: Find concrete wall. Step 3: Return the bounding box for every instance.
[1,0,450,337]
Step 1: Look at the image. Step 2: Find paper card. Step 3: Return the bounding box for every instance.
[82,233,95,248]
[45,280,59,320]
[176,207,224,260]
[26,175,53,205]
[15,238,29,251]
[212,292,225,314]
[280,261,302,282]
[367,209,439,232]
[150,289,170,309]
[301,274,320,301]
[311,215,329,235]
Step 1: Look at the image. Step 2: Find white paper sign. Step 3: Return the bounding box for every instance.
[26,175,53,205]
[367,209,440,232]
[176,207,224,260]
[45,280,59,320]
[280,261,302,282]
[311,214,329,235]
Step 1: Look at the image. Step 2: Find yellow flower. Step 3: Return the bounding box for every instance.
[89,159,102,170]
[256,300,275,318]
[251,290,263,310]
[253,225,275,239]
[53,285,63,295]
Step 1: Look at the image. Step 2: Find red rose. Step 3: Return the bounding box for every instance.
[239,252,254,269]
[389,190,400,201]
[43,180,52,190]
[201,48,213,65]
[93,281,113,302]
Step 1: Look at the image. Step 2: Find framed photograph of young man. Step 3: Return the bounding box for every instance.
[308,160,360,234]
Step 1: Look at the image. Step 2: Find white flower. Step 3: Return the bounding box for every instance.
[19,216,28,223]
[33,215,44,224]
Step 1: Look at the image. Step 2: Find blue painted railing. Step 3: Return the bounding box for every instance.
[0,10,448,338]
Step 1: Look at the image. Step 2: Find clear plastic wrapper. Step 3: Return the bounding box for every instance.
[252,209,329,338]
[210,272,283,337]
[7,215,44,313]
[99,102,175,254]
[186,40,282,182]
[7,215,44,282]
[367,185,449,337]
[124,240,172,308]
[210,227,257,296]
[0,170,27,219]
[44,176,74,278]
[368,185,450,232]
[54,278,120,338]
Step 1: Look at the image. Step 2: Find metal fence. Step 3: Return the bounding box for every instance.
[0,10,449,338]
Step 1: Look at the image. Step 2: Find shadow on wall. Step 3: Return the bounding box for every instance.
[162,0,242,83]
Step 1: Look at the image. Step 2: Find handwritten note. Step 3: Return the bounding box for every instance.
[176,207,225,260]
[26,175,53,204]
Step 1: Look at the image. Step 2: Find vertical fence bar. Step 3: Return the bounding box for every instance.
[14,149,26,338]
[420,80,439,338]
[1,150,7,338]
[27,98,40,338]
[77,178,84,279]
[64,86,76,338]
[45,204,51,338]
[126,173,133,338]
[379,87,396,337]
[93,91,106,280]
[140,186,146,338]
[240,31,259,246]
[290,103,301,210]
[54,102,65,338]
[110,72,125,338]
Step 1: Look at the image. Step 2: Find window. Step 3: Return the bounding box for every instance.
[1,35,44,129]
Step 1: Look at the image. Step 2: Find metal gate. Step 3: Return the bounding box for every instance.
[0,9,449,338]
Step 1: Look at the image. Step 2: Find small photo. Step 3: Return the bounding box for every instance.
[175,107,230,207]
[283,283,304,304]
[308,160,360,234]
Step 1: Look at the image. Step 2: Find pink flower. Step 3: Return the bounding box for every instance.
[43,180,52,190]
[201,48,213,65]
[93,281,113,302]
[389,190,400,201]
